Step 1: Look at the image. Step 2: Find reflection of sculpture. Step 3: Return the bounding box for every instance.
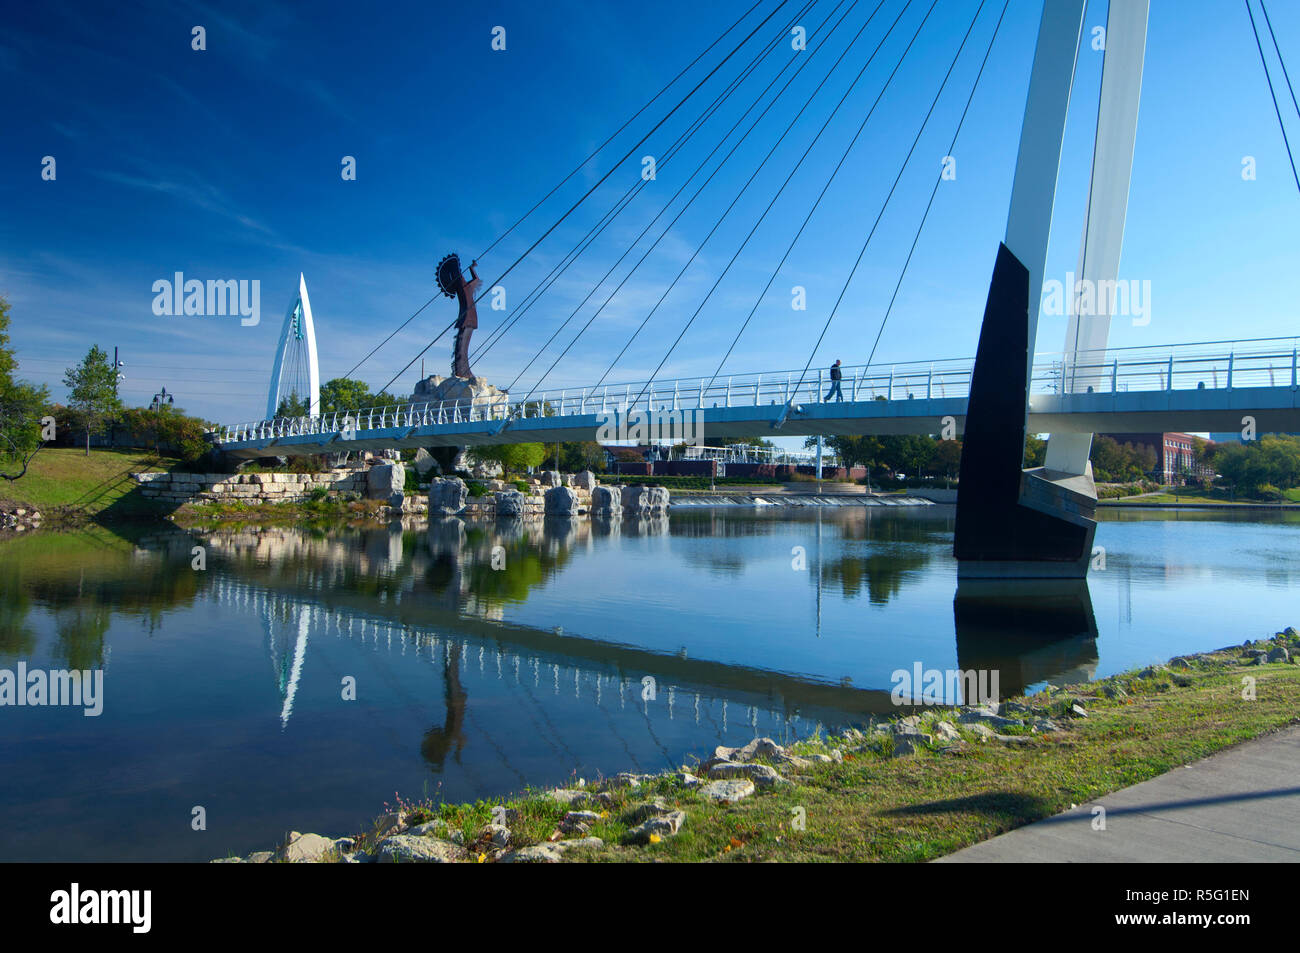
[436,253,482,379]
[421,643,468,770]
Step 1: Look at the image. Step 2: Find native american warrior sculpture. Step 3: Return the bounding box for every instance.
[436,253,482,379]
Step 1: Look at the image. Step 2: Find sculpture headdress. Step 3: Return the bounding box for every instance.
[435,253,463,298]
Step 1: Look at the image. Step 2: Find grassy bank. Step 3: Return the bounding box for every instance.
[316,633,1299,864]
[0,447,177,520]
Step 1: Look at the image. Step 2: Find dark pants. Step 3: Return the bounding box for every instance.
[825,380,843,402]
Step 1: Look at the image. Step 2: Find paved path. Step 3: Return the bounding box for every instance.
[937,725,1300,862]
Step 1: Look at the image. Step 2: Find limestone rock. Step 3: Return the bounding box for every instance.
[495,489,526,519]
[374,835,467,863]
[367,462,405,507]
[626,810,686,844]
[698,779,755,803]
[429,477,468,516]
[707,761,787,788]
[591,485,622,517]
[481,823,511,850]
[544,485,579,517]
[571,470,598,490]
[413,448,438,478]
[540,470,562,487]
[560,810,602,835]
[620,485,649,512]
[715,737,785,763]
[407,818,452,838]
[275,831,337,863]
[412,374,509,420]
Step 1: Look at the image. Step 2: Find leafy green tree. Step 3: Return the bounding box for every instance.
[558,440,606,473]
[275,392,309,417]
[63,345,122,456]
[473,442,547,475]
[318,377,403,414]
[0,296,50,470]
[932,438,963,478]
[802,435,882,471]
[1023,435,1047,468]
[119,403,212,463]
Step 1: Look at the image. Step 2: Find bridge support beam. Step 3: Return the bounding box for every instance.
[955,0,1095,580]
[955,245,1097,578]
[1045,0,1150,476]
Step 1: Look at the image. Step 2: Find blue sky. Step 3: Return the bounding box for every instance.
[1,0,1298,426]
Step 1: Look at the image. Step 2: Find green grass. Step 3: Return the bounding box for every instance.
[339,635,1300,863]
[0,447,178,518]
[1117,488,1297,505]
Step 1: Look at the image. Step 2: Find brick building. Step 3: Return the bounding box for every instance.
[1098,432,1209,483]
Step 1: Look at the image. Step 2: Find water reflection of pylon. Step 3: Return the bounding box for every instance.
[265,596,310,730]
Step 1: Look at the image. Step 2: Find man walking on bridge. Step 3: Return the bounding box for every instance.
[824,359,844,402]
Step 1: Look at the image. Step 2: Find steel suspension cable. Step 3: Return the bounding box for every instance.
[473,0,817,364]
[492,0,853,392]
[597,0,913,398]
[863,0,1011,370]
[472,1,766,263]
[1246,0,1300,195]
[343,1,786,387]
[784,0,986,411]
[628,0,936,408]
[505,0,892,417]
[387,0,796,392]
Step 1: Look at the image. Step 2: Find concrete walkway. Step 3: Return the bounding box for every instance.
[937,725,1300,862]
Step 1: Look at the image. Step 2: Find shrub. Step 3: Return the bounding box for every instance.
[288,455,325,473]
[1256,483,1284,501]
[467,481,487,497]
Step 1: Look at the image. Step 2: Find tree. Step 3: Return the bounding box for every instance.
[932,439,963,479]
[0,296,50,475]
[318,377,403,414]
[473,442,547,475]
[802,435,882,471]
[1023,435,1047,468]
[276,392,309,417]
[558,440,607,473]
[63,345,122,456]
[319,377,372,413]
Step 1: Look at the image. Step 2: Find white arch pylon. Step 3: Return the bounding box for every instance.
[266,272,321,419]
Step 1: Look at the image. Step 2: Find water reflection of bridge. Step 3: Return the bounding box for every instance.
[195,510,1101,748]
[210,571,897,743]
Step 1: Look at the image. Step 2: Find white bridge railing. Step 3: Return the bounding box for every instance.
[215,337,1300,445]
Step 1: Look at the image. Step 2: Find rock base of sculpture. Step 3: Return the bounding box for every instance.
[412,375,508,418]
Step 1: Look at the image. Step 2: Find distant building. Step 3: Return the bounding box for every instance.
[1098,432,1211,483]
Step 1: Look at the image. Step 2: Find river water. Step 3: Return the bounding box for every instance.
[1,505,1296,861]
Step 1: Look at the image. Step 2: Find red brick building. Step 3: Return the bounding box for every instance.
[1098,432,1209,483]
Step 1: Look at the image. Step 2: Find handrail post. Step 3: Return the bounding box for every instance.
[926,365,933,400]
[887,367,894,401]
[1166,355,1174,392]
[726,377,732,408]
[1227,352,1234,390]
[1293,348,1298,387]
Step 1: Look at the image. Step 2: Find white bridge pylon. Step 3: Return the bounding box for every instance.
[266,273,321,420]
